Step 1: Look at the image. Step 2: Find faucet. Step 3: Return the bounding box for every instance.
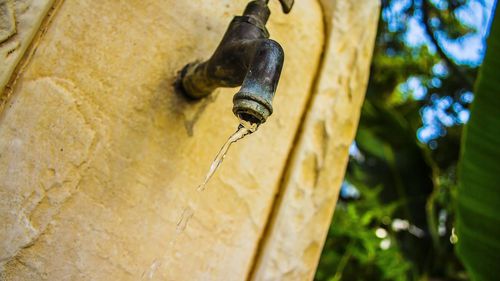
[177,0,294,125]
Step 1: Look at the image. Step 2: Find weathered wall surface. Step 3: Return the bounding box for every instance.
[0,0,380,280]
[0,0,55,96]
[250,0,380,280]
[0,0,324,280]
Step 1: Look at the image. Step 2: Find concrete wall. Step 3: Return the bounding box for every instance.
[0,0,378,280]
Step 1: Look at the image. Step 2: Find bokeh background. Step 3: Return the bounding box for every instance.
[315,0,497,280]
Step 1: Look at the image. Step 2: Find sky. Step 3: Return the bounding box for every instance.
[398,0,497,144]
[405,0,497,66]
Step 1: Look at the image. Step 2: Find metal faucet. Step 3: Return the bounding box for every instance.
[178,0,294,125]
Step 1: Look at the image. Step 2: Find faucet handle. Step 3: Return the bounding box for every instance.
[277,0,294,13]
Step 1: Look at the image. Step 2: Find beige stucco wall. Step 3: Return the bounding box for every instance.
[0,0,378,280]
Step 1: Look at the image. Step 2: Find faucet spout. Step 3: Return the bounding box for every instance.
[178,0,286,125]
[232,39,283,124]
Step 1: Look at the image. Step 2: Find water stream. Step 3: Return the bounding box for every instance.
[140,118,258,280]
[197,119,258,191]
[176,206,194,234]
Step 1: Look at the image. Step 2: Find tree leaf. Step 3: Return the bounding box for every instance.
[456,4,500,281]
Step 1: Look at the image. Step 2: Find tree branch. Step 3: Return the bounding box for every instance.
[421,0,474,89]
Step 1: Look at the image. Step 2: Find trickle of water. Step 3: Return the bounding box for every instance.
[197,119,258,191]
[176,206,194,233]
[141,259,161,280]
[139,118,258,280]
[140,207,190,280]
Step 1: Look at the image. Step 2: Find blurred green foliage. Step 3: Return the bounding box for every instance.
[315,184,411,281]
[315,0,493,280]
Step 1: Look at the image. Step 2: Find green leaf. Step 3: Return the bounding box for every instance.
[456,4,500,281]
